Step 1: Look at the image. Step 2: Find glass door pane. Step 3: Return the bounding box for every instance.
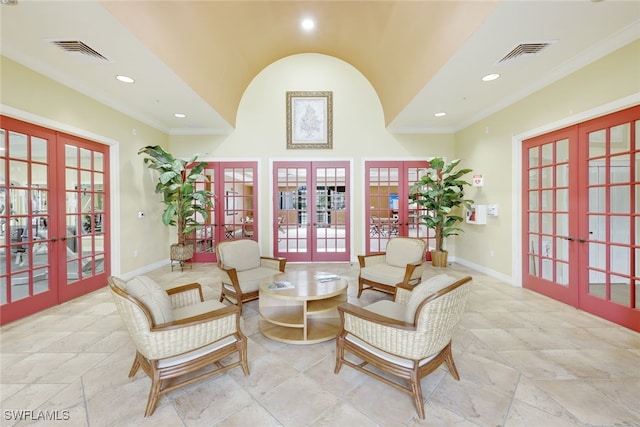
[312,162,349,262]
[275,163,310,261]
[1,130,52,304]
[523,129,577,306]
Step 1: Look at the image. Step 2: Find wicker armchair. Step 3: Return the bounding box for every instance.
[108,276,249,417]
[216,239,286,312]
[335,274,473,420]
[357,237,427,297]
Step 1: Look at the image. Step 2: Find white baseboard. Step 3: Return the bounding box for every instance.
[452,257,515,287]
[118,259,171,281]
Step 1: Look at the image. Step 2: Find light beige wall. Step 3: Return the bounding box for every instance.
[171,53,455,257]
[1,57,171,275]
[454,40,640,282]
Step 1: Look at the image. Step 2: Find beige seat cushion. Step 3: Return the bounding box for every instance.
[385,238,425,268]
[173,299,227,321]
[126,276,174,325]
[218,240,261,272]
[365,300,406,322]
[232,267,281,292]
[360,263,408,286]
[404,274,456,322]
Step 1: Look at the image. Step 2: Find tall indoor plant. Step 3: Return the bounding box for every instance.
[138,145,213,266]
[409,157,474,267]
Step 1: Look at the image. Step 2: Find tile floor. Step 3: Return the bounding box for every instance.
[1,262,639,426]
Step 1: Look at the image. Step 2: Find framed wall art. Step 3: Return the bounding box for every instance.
[286,91,333,149]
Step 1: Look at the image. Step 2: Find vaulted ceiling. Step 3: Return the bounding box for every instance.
[1,1,639,135]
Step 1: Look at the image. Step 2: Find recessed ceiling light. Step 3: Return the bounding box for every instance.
[482,73,500,82]
[115,75,134,83]
[174,113,187,118]
[434,112,447,117]
[301,18,315,31]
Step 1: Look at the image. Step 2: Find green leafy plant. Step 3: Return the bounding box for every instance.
[138,145,213,245]
[409,157,474,252]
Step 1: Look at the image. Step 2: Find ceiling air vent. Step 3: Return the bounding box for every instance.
[49,40,110,62]
[497,42,554,64]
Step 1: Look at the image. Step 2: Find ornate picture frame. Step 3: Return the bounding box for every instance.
[286,91,333,149]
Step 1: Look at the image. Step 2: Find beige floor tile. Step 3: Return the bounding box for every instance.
[535,378,640,425]
[172,374,253,426]
[346,376,419,426]
[215,401,282,426]
[504,399,582,427]
[258,374,338,426]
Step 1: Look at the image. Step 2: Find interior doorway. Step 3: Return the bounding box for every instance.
[365,161,431,255]
[1,116,110,325]
[187,161,257,263]
[273,161,350,262]
[522,105,639,332]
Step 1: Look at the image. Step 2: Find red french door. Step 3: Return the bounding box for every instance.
[188,161,257,263]
[523,105,640,331]
[577,106,639,330]
[273,161,350,262]
[365,161,431,255]
[1,116,110,325]
[523,127,578,306]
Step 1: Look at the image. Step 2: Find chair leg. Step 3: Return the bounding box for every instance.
[334,336,345,373]
[144,373,162,417]
[410,368,426,419]
[357,277,364,297]
[238,339,250,376]
[442,342,460,380]
[128,352,142,377]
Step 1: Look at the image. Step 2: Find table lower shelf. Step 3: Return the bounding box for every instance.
[259,316,341,344]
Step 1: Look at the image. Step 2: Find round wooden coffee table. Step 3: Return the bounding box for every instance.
[258,270,348,345]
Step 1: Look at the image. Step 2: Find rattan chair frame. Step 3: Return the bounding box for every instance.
[335,276,472,420]
[216,240,286,312]
[357,237,427,297]
[109,279,250,416]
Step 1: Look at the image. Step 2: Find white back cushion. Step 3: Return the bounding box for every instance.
[404,274,456,323]
[126,276,174,325]
[385,238,425,268]
[218,240,261,272]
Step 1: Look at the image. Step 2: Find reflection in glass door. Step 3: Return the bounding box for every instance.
[274,161,350,262]
[365,161,430,254]
[61,135,109,301]
[1,116,110,325]
[189,161,257,263]
[0,125,56,321]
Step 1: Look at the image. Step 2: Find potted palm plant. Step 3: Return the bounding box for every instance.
[408,157,474,267]
[138,145,213,268]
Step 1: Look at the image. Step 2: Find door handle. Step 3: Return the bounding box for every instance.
[579,238,586,243]
[563,236,575,241]
[51,238,58,242]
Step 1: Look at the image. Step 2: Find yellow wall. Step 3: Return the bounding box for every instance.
[170,53,455,259]
[454,39,640,281]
